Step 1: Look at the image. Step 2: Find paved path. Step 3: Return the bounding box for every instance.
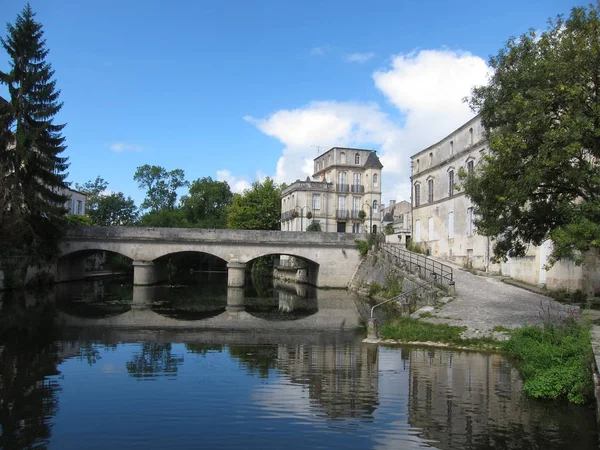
[422,261,577,339]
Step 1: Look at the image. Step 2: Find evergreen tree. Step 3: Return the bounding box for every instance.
[0,4,69,259]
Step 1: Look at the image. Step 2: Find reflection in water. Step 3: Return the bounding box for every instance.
[406,348,598,450]
[0,291,61,449]
[126,343,185,380]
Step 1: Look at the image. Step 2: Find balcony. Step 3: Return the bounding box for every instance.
[336,209,350,219]
[350,184,364,193]
[336,183,349,192]
[350,210,361,219]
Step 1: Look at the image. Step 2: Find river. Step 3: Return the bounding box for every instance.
[0,275,597,449]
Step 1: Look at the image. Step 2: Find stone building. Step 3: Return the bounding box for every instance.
[281,147,383,233]
[380,200,412,244]
[410,115,599,294]
[61,187,86,215]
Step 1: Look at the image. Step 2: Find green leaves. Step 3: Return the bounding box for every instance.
[227,178,281,230]
[133,165,189,213]
[465,3,600,265]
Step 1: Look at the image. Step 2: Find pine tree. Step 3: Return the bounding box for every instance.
[0,4,69,259]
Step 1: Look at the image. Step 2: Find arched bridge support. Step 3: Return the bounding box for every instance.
[133,261,161,285]
[227,261,246,287]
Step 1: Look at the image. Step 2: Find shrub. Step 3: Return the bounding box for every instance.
[384,223,394,235]
[65,214,94,226]
[503,319,594,404]
[355,239,370,256]
[407,240,426,254]
[369,282,383,297]
[307,220,322,232]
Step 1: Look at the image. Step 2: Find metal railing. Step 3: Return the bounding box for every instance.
[336,209,350,219]
[351,184,364,193]
[336,183,350,192]
[380,243,453,287]
[370,280,437,319]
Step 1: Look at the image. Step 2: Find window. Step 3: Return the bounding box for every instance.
[353,172,361,186]
[428,217,434,241]
[77,200,83,214]
[467,160,474,176]
[338,195,346,211]
[467,207,474,236]
[414,184,421,207]
[341,152,346,164]
[338,171,347,185]
[429,152,433,166]
[71,199,76,214]
[312,194,320,210]
[416,159,420,172]
[355,153,360,164]
[469,128,474,145]
[448,170,454,197]
[373,200,378,213]
[450,140,454,155]
[373,173,378,187]
[448,211,454,238]
[398,213,404,226]
[353,196,360,212]
[415,219,421,242]
[428,179,434,203]
[352,223,360,233]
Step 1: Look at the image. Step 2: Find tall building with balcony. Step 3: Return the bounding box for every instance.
[281,147,383,233]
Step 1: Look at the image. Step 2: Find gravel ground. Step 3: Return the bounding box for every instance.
[419,261,578,339]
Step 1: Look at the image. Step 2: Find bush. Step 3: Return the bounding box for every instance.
[503,319,594,404]
[369,282,382,297]
[65,214,94,226]
[384,223,394,235]
[407,240,426,254]
[307,220,321,232]
[355,239,370,256]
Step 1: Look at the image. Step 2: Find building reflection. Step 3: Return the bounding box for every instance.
[406,348,597,450]
[230,340,380,421]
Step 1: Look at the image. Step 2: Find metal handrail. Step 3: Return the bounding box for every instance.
[370,280,436,319]
[380,243,453,286]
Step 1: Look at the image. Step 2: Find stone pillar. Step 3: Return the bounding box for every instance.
[448,281,456,296]
[296,268,308,284]
[367,318,378,340]
[132,285,156,308]
[226,287,245,312]
[227,261,246,287]
[133,261,159,285]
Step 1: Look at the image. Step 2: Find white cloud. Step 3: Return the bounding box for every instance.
[345,52,375,63]
[310,47,325,56]
[242,49,491,203]
[109,142,146,152]
[216,169,252,194]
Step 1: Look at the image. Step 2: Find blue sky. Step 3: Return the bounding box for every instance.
[0,0,584,205]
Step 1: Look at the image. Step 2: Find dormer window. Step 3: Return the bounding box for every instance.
[373,173,378,187]
[355,153,360,164]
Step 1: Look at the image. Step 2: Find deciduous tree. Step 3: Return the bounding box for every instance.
[463,3,600,265]
[180,177,233,228]
[227,178,281,230]
[133,165,188,212]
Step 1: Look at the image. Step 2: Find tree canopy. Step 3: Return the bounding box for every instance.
[463,2,600,265]
[180,177,233,228]
[76,176,138,226]
[227,178,281,230]
[0,4,69,259]
[134,165,188,212]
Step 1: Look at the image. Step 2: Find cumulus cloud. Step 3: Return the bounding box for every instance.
[244,49,491,203]
[345,52,375,63]
[310,47,325,56]
[216,169,252,194]
[109,142,146,152]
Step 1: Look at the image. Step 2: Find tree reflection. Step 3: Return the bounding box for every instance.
[126,343,184,379]
[0,291,61,449]
[228,345,279,378]
[185,344,224,356]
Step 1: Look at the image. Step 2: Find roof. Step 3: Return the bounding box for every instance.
[364,151,383,169]
[382,212,394,222]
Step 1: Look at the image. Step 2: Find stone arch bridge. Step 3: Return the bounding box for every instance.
[59,227,362,288]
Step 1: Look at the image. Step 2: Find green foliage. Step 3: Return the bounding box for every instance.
[358,210,367,220]
[65,214,94,226]
[380,317,500,349]
[76,177,138,226]
[105,253,133,273]
[549,288,588,304]
[306,220,322,232]
[180,177,233,228]
[251,255,275,277]
[368,282,382,296]
[355,239,370,256]
[406,240,426,254]
[503,319,594,404]
[0,5,69,260]
[383,274,403,298]
[134,165,189,212]
[384,223,394,235]
[465,3,600,265]
[138,209,189,228]
[227,178,281,230]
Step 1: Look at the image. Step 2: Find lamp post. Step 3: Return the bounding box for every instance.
[363,202,373,234]
[295,205,310,231]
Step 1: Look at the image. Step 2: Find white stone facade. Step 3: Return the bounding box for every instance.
[61,187,86,215]
[411,115,600,295]
[281,147,383,233]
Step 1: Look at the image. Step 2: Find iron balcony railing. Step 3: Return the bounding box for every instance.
[380,242,453,287]
[351,184,365,193]
[336,209,350,219]
[350,210,361,219]
[336,183,350,192]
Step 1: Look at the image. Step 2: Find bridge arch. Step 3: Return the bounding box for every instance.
[56,249,134,283]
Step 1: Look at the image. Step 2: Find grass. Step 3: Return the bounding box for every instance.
[379,316,501,349]
[502,318,594,405]
[492,325,512,333]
